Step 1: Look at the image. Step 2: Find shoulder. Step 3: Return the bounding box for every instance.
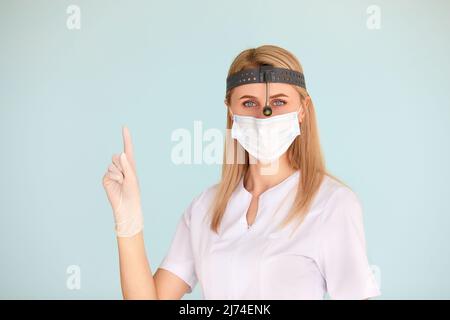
[315,175,363,223]
[184,181,220,219]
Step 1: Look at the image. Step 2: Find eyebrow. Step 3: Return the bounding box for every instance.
[239,93,289,100]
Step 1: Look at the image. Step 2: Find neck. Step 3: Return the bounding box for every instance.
[244,154,297,197]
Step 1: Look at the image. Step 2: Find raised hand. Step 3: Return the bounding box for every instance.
[102,126,144,237]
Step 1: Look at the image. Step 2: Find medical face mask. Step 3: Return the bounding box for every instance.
[230,107,301,164]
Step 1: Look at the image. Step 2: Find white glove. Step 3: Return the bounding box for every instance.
[102,126,144,237]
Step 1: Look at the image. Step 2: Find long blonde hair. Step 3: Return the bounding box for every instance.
[208,44,348,235]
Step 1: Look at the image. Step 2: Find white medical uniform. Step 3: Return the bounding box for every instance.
[159,170,381,299]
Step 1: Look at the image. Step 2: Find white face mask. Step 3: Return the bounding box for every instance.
[230,107,301,164]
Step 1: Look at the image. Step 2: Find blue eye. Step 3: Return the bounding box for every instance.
[273,99,286,106]
[243,100,257,108]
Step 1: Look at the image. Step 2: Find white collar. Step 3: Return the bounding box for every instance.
[237,169,300,205]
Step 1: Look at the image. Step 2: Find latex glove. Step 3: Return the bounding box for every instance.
[102,126,144,237]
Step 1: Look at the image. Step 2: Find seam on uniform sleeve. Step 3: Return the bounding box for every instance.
[315,186,374,299]
[313,186,356,279]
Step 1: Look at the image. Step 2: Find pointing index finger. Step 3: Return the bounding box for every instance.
[122,125,136,170]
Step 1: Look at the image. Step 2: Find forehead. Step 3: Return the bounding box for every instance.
[230,82,298,100]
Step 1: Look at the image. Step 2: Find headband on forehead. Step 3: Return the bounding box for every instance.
[226,64,306,92]
[226,64,306,116]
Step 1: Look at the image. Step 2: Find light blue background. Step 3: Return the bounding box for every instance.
[1,0,449,299]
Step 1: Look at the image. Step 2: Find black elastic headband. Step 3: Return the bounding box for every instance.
[226,64,306,92]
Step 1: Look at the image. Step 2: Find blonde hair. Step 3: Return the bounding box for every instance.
[208,44,348,236]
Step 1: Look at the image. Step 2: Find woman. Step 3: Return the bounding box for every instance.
[102,45,381,300]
